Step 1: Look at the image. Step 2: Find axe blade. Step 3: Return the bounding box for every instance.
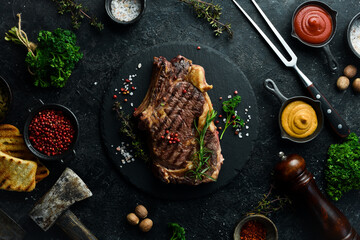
[29,168,92,231]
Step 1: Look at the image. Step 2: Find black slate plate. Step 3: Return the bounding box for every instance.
[101,42,259,200]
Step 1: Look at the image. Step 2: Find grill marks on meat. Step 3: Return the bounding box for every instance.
[134,55,224,185]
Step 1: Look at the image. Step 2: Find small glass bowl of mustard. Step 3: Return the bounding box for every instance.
[105,0,146,25]
[0,76,12,123]
[264,79,324,143]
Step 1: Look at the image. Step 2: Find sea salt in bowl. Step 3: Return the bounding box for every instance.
[348,12,360,59]
[105,0,146,24]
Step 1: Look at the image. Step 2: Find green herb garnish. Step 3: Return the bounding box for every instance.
[249,185,291,216]
[112,101,149,162]
[220,95,244,139]
[169,223,186,240]
[187,110,217,181]
[179,0,233,37]
[325,132,360,201]
[5,14,83,88]
[52,0,104,30]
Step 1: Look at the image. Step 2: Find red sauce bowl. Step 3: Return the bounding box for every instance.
[291,1,338,71]
[23,103,79,161]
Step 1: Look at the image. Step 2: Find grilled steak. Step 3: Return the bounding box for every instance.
[134,55,223,185]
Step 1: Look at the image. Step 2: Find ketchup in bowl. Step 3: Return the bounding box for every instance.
[294,5,333,44]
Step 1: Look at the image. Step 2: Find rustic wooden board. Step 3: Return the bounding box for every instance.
[101,42,259,200]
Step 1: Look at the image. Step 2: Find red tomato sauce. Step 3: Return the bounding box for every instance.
[294,5,333,44]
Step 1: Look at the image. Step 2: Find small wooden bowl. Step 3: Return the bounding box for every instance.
[234,214,278,240]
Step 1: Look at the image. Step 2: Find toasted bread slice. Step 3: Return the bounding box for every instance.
[0,150,37,192]
[0,124,49,182]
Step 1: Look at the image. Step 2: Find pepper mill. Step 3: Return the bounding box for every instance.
[274,152,360,240]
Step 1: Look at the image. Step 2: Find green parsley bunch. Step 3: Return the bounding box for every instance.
[5,14,83,88]
[325,133,360,201]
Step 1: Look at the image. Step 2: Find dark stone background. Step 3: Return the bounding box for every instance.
[1,0,360,239]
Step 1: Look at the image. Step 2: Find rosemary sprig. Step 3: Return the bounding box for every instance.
[52,0,104,31]
[112,102,149,162]
[179,0,233,37]
[187,110,217,181]
[248,185,291,216]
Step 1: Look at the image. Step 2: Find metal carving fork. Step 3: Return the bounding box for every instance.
[232,0,350,138]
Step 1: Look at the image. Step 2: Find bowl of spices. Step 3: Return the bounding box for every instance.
[0,76,12,122]
[234,214,278,240]
[23,104,79,161]
[347,12,360,59]
[105,0,146,24]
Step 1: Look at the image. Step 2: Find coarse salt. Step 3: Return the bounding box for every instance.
[350,19,360,54]
[111,0,141,22]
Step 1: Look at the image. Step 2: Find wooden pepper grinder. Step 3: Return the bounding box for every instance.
[274,152,360,240]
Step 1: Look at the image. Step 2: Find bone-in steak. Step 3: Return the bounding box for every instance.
[134,55,223,185]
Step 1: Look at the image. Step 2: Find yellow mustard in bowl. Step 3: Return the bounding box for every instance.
[281,100,318,138]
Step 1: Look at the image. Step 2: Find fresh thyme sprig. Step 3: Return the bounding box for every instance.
[220,95,244,140]
[179,0,233,37]
[112,101,149,162]
[52,0,104,31]
[187,110,217,181]
[248,185,291,216]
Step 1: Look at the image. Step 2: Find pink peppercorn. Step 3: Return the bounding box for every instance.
[28,109,75,156]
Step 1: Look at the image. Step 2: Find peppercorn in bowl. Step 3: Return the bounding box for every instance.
[0,76,12,122]
[23,103,79,161]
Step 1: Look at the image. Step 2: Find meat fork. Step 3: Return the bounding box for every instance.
[232,0,350,138]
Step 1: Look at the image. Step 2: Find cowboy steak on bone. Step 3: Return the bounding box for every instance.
[134,55,223,185]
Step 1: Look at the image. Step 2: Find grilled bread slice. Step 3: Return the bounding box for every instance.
[0,124,49,182]
[0,150,37,192]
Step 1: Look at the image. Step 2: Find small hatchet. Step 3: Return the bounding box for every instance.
[29,168,97,240]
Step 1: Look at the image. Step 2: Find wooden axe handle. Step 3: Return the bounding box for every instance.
[56,210,98,240]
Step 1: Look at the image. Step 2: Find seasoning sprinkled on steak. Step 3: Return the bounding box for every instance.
[134,55,223,185]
